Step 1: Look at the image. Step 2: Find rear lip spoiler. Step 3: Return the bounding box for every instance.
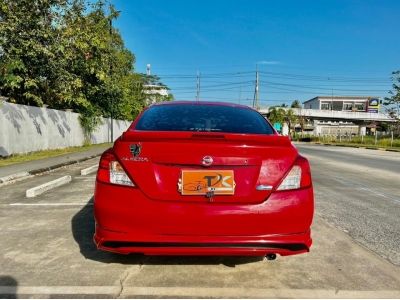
[101,241,309,252]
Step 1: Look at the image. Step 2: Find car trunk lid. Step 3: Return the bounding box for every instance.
[113,131,297,204]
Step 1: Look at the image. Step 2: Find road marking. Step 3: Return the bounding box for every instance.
[0,286,117,295]
[80,165,98,176]
[331,176,400,204]
[0,286,398,298]
[25,175,72,198]
[8,203,92,206]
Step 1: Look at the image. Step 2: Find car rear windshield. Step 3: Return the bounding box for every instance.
[135,104,274,134]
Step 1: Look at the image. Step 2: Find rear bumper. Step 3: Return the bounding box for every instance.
[94,225,311,256]
[93,181,314,256]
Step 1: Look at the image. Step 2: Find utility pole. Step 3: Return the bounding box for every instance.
[196,71,201,101]
[109,14,114,143]
[328,77,333,111]
[253,64,259,109]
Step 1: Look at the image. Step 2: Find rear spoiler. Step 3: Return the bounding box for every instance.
[121,131,292,147]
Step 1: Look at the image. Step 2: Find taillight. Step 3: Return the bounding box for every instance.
[277,156,312,191]
[110,161,134,186]
[97,149,135,187]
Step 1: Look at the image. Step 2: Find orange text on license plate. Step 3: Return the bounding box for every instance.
[180,170,236,195]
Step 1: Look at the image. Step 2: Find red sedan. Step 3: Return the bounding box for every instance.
[94,101,314,259]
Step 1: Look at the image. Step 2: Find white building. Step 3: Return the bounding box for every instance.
[303,96,380,113]
[143,84,169,105]
[300,96,383,135]
[259,96,393,136]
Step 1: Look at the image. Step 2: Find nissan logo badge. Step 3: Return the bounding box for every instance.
[202,156,213,166]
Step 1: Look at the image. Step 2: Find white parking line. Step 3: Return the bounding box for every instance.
[8,203,92,206]
[0,286,398,298]
[0,286,117,295]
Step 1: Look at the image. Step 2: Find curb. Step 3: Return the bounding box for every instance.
[80,164,98,176]
[26,175,72,198]
[29,154,100,175]
[295,142,400,152]
[0,154,101,186]
[0,172,30,184]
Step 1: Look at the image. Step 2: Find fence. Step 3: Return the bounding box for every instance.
[0,100,131,157]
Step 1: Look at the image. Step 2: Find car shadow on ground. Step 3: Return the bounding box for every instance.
[0,275,17,299]
[71,197,263,267]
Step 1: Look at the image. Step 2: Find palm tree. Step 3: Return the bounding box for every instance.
[268,107,286,125]
[284,109,297,135]
[268,107,297,135]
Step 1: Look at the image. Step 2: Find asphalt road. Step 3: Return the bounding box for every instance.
[295,143,400,266]
[0,144,399,298]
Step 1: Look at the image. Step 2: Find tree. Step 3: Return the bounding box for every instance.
[284,108,297,134]
[268,107,286,124]
[268,106,298,134]
[290,100,301,108]
[57,0,144,119]
[0,0,70,106]
[384,71,400,132]
[0,0,172,121]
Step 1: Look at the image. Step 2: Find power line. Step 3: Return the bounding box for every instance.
[258,71,391,81]
[174,97,298,103]
[170,82,254,91]
[157,70,391,81]
[154,68,393,106]
[260,81,389,92]
[157,71,253,78]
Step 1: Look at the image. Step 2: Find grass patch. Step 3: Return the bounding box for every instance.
[322,143,400,151]
[292,134,400,151]
[0,143,112,167]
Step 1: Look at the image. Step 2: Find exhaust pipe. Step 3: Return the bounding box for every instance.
[265,253,277,261]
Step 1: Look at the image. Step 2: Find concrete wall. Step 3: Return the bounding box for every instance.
[0,100,131,156]
[317,124,359,136]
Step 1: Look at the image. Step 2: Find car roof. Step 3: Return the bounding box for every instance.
[150,101,254,110]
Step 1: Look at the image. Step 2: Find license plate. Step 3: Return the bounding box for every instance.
[179,170,236,195]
